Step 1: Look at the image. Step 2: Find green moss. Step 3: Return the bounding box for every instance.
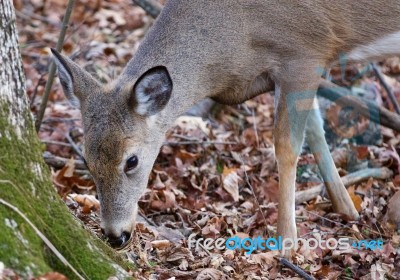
[0,103,132,279]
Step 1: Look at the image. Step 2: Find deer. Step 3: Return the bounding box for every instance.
[51,0,400,258]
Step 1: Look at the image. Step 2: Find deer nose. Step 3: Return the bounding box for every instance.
[103,230,131,248]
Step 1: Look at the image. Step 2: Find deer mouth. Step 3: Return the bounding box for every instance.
[103,230,133,250]
[115,231,133,251]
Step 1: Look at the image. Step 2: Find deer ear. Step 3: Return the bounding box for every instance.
[131,66,173,116]
[51,48,101,108]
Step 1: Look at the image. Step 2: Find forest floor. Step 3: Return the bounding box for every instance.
[14,0,400,279]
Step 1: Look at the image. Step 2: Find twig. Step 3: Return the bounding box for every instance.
[131,0,163,18]
[164,140,237,146]
[35,0,76,132]
[74,170,91,177]
[0,197,85,280]
[198,242,211,256]
[371,63,400,114]
[304,209,392,239]
[42,140,72,147]
[43,151,86,170]
[295,167,393,204]
[42,152,91,177]
[171,134,197,141]
[42,117,81,123]
[30,73,45,108]
[341,277,353,280]
[318,79,400,132]
[238,155,270,236]
[373,222,383,240]
[303,210,352,230]
[138,212,157,226]
[65,131,84,158]
[275,256,315,280]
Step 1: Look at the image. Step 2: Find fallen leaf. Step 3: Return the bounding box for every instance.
[151,240,172,249]
[222,166,241,202]
[69,194,100,213]
[348,186,362,213]
[196,268,228,280]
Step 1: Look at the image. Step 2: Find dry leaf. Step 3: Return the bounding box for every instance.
[151,240,172,249]
[222,166,241,202]
[69,194,100,213]
[196,268,228,280]
[348,186,362,213]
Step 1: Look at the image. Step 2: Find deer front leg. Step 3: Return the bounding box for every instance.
[274,63,321,258]
[305,107,359,220]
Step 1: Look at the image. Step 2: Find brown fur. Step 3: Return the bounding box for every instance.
[53,0,400,256]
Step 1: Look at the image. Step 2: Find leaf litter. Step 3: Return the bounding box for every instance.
[16,0,400,278]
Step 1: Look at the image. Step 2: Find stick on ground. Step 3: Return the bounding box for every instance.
[371,63,400,114]
[43,151,86,170]
[275,256,315,280]
[296,167,393,204]
[131,0,162,18]
[318,80,400,132]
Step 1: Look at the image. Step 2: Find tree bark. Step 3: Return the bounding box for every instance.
[0,1,131,279]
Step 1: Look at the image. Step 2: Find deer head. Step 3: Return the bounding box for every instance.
[51,49,174,247]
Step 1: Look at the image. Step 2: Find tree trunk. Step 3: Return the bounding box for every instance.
[0,1,131,279]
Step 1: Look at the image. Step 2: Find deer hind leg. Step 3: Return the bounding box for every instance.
[305,105,359,220]
[274,62,322,258]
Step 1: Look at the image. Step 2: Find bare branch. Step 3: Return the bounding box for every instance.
[371,63,400,114]
[35,0,76,132]
[318,79,400,132]
[296,167,393,204]
[275,256,315,280]
[131,0,163,18]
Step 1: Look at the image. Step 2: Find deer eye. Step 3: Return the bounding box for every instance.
[125,155,138,173]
